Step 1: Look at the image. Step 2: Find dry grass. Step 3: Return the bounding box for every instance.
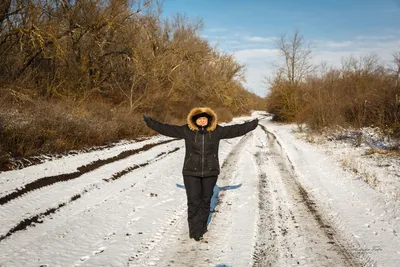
[0,97,151,169]
[341,156,379,188]
[364,147,400,156]
[214,107,233,123]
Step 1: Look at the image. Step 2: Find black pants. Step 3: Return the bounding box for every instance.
[183,175,218,239]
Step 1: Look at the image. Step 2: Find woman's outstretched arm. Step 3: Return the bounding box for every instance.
[218,118,258,139]
[143,115,185,139]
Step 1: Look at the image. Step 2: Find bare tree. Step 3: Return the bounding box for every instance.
[276,29,314,85]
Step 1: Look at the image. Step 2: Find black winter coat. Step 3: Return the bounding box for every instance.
[144,107,258,177]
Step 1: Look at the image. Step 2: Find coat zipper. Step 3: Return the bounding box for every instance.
[201,132,205,177]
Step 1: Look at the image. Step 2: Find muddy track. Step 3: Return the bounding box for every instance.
[0,194,81,242]
[252,150,276,267]
[103,147,180,182]
[0,139,177,205]
[0,137,158,173]
[0,146,181,243]
[254,124,364,267]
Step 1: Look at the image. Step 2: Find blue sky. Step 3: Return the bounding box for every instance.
[162,0,400,97]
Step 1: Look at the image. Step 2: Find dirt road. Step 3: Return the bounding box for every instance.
[1,116,389,266]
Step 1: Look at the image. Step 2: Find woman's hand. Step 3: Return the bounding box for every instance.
[143,114,151,123]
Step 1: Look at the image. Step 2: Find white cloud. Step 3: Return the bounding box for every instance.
[205,28,228,33]
[318,40,355,48]
[241,66,271,97]
[355,35,396,40]
[231,49,279,96]
[312,50,361,67]
[233,48,280,62]
[201,35,228,40]
[224,40,241,45]
[313,39,400,67]
[375,40,400,49]
[245,36,277,42]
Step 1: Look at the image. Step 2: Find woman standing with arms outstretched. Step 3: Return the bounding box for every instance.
[143,107,258,241]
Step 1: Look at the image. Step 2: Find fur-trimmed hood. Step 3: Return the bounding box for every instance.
[187,107,218,131]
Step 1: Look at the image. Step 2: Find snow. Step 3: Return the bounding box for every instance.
[0,111,399,267]
[264,118,400,266]
[293,127,400,200]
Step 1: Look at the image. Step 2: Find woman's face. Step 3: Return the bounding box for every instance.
[196,117,208,127]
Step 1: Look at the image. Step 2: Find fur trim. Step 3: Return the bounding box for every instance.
[187,107,218,131]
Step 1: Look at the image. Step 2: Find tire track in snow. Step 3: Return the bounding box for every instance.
[0,139,176,205]
[0,147,181,243]
[252,124,364,267]
[0,193,82,242]
[0,143,186,267]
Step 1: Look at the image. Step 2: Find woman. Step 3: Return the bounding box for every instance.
[143,107,258,241]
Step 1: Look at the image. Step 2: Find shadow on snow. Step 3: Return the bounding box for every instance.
[175,183,242,225]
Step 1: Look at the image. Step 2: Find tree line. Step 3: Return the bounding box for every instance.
[0,0,264,170]
[266,30,400,140]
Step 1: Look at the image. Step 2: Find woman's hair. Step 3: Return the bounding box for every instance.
[192,112,212,122]
[192,112,212,127]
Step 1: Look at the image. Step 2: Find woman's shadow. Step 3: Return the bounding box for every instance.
[176,183,242,225]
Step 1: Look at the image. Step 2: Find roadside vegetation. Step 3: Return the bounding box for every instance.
[0,0,265,170]
[266,30,400,147]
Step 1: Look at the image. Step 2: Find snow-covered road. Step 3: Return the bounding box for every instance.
[0,112,399,267]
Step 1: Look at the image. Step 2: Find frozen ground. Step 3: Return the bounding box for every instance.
[293,126,400,201]
[0,111,399,267]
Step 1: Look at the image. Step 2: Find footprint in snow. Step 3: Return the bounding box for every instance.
[93,247,106,255]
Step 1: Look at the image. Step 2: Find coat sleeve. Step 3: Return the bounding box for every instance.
[144,117,185,139]
[218,119,258,139]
